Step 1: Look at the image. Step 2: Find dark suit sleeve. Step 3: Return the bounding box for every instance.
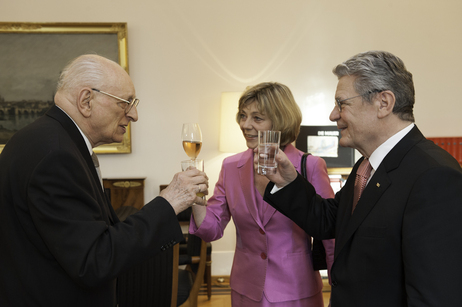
[264,173,338,240]
[402,166,462,305]
[27,149,183,288]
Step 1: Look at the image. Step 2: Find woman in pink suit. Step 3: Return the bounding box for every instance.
[190,82,335,306]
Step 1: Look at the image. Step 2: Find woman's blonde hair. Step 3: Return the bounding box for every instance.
[236,82,302,146]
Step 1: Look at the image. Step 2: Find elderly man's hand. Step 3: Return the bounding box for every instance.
[160,168,209,215]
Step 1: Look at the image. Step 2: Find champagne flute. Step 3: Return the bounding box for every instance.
[181,123,202,160]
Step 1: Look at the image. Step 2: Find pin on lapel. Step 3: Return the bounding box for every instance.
[376,183,380,188]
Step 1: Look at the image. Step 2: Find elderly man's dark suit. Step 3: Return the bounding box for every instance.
[0,106,183,306]
[264,126,462,306]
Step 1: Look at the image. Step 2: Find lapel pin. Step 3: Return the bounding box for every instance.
[376,183,380,188]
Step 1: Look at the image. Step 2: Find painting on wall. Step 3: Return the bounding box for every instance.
[0,22,131,154]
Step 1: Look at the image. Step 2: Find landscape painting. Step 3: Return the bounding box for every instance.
[0,22,130,154]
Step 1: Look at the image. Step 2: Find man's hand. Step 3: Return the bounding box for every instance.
[254,148,297,189]
[160,168,209,215]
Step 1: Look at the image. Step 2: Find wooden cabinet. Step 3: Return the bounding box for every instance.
[103,178,145,211]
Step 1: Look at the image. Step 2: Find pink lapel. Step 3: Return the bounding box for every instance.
[261,199,278,227]
[237,149,264,228]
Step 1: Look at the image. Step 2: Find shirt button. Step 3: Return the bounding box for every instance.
[259,228,265,235]
[261,252,267,260]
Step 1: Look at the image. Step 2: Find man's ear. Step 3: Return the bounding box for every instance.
[377,90,395,119]
[77,88,93,118]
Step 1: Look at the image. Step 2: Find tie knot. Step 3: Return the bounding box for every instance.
[91,152,100,168]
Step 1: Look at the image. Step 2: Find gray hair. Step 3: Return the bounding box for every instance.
[56,54,108,94]
[333,51,415,122]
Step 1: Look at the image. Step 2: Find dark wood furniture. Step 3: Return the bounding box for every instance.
[103,178,146,211]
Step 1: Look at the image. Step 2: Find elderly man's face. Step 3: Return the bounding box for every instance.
[329,75,379,156]
[89,67,138,147]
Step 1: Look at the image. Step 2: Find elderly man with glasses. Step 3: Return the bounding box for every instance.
[0,54,208,306]
[261,50,462,306]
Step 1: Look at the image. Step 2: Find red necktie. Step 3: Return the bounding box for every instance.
[352,158,372,213]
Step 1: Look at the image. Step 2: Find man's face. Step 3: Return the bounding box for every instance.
[329,75,378,156]
[88,68,138,147]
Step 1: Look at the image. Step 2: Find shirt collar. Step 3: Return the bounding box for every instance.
[368,123,415,173]
[56,106,93,156]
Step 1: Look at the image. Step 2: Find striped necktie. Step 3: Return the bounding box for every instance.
[352,158,372,213]
[91,152,103,189]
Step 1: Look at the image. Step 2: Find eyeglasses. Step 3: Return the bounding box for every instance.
[334,90,381,112]
[91,88,139,114]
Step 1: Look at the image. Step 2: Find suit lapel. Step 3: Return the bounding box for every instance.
[46,105,115,225]
[262,198,277,227]
[335,126,424,256]
[46,106,100,184]
[262,203,277,226]
[335,170,391,256]
[237,150,265,228]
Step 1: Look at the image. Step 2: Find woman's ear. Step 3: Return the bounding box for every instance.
[77,88,93,118]
[377,90,395,119]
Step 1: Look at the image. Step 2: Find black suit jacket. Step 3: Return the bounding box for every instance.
[264,126,462,306]
[0,106,183,306]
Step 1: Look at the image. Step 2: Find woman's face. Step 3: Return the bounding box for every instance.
[238,101,273,149]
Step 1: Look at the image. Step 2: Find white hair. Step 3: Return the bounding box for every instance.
[56,54,115,94]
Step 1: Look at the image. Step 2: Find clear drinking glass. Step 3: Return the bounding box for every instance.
[257,130,281,175]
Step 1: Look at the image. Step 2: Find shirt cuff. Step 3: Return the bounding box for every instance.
[270,184,283,194]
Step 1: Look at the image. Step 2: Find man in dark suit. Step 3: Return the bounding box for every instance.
[0,54,208,306]
[262,51,462,306]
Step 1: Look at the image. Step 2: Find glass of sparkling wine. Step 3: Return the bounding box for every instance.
[181,123,202,161]
[257,130,281,175]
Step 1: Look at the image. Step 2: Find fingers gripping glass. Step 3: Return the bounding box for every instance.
[335,90,381,112]
[91,88,139,114]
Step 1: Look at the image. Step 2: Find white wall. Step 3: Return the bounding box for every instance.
[3,0,462,276]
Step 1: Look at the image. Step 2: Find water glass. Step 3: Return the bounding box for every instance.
[257,130,281,175]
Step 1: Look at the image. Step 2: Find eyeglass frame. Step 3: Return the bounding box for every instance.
[91,88,139,114]
[335,90,382,112]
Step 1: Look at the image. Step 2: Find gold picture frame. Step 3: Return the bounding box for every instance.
[0,22,131,154]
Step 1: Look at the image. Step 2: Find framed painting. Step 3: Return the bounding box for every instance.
[0,22,131,154]
[296,125,355,175]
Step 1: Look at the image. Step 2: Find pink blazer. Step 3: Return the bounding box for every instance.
[190,144,335,303]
